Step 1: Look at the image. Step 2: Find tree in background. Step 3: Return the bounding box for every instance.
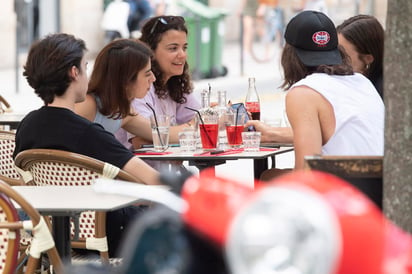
[384,0,412,233]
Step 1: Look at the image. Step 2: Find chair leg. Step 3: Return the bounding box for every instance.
[15,252,28,274]
[47,248,64,274]
[100,250,110,265]
[25,257,40,274]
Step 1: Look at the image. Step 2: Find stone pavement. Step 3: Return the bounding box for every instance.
[0,40,294,186]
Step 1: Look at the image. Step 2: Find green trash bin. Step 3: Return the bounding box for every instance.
[179,0,227,79]
[209,8,228,78]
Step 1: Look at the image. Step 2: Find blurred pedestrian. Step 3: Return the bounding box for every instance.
[239,0,265,60]
[337,14,384,99]
[151,0,171,16]
[101,0,130,42]
[127,0,153,35]
[293,0,328,14]
[260,0,285,55]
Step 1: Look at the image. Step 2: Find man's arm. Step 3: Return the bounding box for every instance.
[123,156,161,185]
[286,86,323,170]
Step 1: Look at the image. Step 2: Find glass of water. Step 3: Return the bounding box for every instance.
[149,114,170,152]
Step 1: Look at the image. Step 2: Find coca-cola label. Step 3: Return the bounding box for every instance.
[245,101,260,112]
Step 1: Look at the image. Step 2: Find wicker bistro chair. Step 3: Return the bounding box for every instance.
[14,149,140,264]
[0,179,63,274]
[304,155,383,209]
[0,130,24,186]
[0,95,12,114]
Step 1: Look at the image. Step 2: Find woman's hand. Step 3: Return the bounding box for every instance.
[130,136,151,150]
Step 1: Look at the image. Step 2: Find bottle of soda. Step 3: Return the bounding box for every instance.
[245,77,260,120]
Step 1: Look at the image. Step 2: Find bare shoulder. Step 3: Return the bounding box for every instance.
[74,94,97,121]
[286,85,328,106]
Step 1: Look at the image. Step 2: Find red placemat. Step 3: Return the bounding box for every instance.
[194,147,278,156]
[134,151,173,156]
[259,147,279,151]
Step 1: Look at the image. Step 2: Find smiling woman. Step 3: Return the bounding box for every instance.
[74,38,192,144]
[115,16,200,151]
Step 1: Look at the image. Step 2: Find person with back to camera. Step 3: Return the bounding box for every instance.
[115,15,200,150]
[13,33,161,256]
[74,38,193,149]
[246,14,385,144]
[337,14,384,99]
[252,10,384,180]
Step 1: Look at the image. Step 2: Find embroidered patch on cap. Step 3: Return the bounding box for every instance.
[312,31,330,47]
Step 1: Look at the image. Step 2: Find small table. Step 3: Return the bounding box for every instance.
[0,112,25,130]
[12,185,147,262]
[135,145,294,180]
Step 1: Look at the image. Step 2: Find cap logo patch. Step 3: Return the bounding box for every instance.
[312,31,330,46]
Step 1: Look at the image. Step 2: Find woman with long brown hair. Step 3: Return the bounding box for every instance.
[75,38,192,144]
[116,16,200,149]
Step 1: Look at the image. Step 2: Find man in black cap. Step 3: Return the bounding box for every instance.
[248,10,384,176]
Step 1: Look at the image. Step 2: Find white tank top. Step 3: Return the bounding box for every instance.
[292,73,384,156]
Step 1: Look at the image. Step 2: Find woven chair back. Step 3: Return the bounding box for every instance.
[0,131,23,185]
[15,149,139,260]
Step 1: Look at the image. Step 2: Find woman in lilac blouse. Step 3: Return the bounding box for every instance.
[116,16,200,149]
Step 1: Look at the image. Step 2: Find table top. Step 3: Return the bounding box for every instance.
[12,185,150,213]
[134,146,294,161]
[0,112,26,122]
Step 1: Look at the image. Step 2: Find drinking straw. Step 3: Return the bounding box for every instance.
[234,105,240,142]
[184,106,213,147]
[235,106,240,127]
[146,103,164,147]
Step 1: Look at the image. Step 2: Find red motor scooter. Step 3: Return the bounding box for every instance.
[91,169,412,274]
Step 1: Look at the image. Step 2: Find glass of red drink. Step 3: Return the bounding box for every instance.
[199,123,219,149]
[225,112,247,148]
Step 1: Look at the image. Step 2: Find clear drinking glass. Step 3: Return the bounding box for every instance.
[149,114,170,152]
[242,131,261,152]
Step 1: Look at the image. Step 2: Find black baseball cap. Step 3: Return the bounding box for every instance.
[284,10,342,66]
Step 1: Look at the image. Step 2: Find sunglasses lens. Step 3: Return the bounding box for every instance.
[159,17,168,25]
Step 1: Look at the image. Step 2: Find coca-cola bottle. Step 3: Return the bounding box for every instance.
[245,77,261,120]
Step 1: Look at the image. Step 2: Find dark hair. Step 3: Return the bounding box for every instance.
[140,16,193,104]
[23,33,86,105]
[88,39,152,119]
[281,43,354,90]
[337,15,384,97]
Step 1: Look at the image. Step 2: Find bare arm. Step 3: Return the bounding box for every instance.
[123,156,161,185]
[123,114,194,144]
[286,86,323,170]
[245,120,294,143]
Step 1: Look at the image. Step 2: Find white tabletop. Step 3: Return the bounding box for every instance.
[0,112,26,122]
[12,185,147,213]
[134,146,294,161]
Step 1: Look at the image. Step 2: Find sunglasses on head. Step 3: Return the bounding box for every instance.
[149,16,185,35]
